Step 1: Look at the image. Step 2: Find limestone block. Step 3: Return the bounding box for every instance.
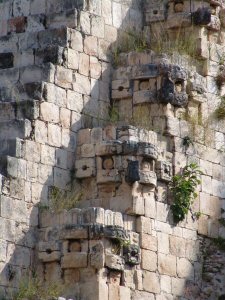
[75,158,96,178]
[140,233,157,251]
[40,102,59,123]
[48,123,61,147]
[144,192,156,218]
[61,252,88,269]
[70,29,83,52]
[141,249,157,271]
[139,170,157,187]
[91,15,105,38]
[54,167,71,190]
[59,108,71,129]
[102,0,112,25]
[171,277,186,296]
[38,251,60,263]
[25,140,41,163]
[0,195,27,223]
[90,56,101,79]
[169,236,186,257]
[34,120,48,144]
[73,73,91,95]
[79,52,90,76]
[84,36,98,57]
[136,216,152,234]
[108,284,119,300]
[166,117,180,137]
[55,66,72,89]
[156,202,170,223]
[41,145,55,166]
[142,271,160,294]
[105,253,124,271]
[212,179,225,197]
[161,275,172,294]
[177,257,194,279]
[158,253,176,276]
[132,291,155,300]
[200,192,221,217]
[197,214,208,236]
[119,286,131,300]
[67,48,79,70]
[112,1,122,28]
[157,232,169,254]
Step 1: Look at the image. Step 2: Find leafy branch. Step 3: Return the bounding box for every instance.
[169,163,202,223]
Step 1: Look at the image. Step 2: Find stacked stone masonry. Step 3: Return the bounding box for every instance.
[0,0,225,300]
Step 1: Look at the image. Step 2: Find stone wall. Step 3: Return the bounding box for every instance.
[1,0,225,299]
[0,0,143,297]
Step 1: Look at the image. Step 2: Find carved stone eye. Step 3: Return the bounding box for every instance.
[102,157,114,170]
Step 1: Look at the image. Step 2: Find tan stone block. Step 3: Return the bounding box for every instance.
[136,216,152,234]
[119,286,131,300]
[140,233,157,251]
[156,202,170,222]
[67,48,79,70]
[141,249,157,271]
[81,143,95,158]
[160,275,171,293]
[171,277,186,296]
[134,270,143,290]
[55,66,72,89]
[84,36,98,56]
[144,192,156,218]
[157,232,169,254]
[200,192,221,217]
[61,252,88,269]
[177,258,194,279]
[143,271,160,294]
[197,214,208,236]
[108,284,119,300]
[169,236,186,257]
[158,253,176,276]
[79,52,90,76]
[132,291,155,300]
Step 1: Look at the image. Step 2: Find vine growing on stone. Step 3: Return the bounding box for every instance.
[169,163,202,223]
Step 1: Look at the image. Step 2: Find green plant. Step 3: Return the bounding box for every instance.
[48,185,83,213]
[12,275,64,300]
[212,236,225,251]
[183,136,194,149]
[150,23,197,58]
[215,96,225,120]
[169,163,202,223]
[108,102,120,123]
[112,30,149,66]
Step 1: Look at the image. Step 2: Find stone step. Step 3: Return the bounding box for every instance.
[0,119,32,140]
[0,100,39,121]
